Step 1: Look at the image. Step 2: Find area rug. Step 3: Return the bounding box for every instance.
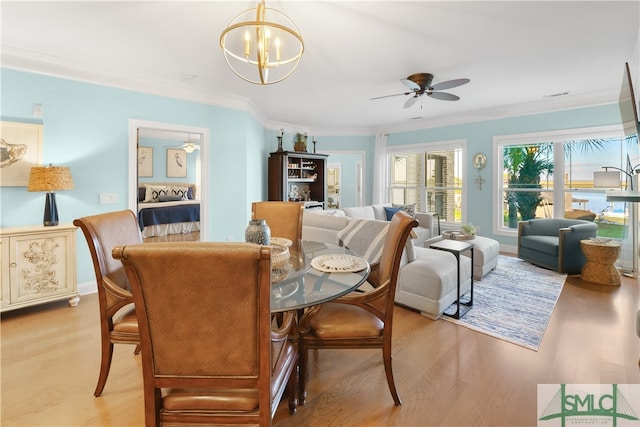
[442,255,567,351]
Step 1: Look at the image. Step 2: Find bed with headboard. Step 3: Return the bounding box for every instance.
[137,182,200,238]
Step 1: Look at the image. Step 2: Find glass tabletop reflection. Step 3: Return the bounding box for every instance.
[270,240,370,313]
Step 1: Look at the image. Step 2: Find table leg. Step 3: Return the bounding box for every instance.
[443,247,473,319]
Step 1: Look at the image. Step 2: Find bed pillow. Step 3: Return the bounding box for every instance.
[170,186,190,200]
[144,185,169,202]
[138,187,146,202]
[158,195,183,202]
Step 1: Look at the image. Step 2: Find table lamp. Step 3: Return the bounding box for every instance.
[594,163,640,277]
[27,164,74,226]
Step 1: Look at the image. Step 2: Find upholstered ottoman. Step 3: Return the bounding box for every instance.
[467,236,500,280]
[395,246,473,319]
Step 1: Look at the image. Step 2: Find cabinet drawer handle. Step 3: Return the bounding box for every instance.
[9,262,17,267]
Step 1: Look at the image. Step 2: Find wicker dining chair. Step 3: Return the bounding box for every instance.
[297,210,418,406]
[252,201,304,242]
[113,242,298,426]
[73,210,141,397]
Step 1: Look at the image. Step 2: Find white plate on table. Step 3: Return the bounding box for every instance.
[310,254,368,273]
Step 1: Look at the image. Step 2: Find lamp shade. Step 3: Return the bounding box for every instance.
[27,165,74,192]
[593,171,621,188]
[27,165,74,226]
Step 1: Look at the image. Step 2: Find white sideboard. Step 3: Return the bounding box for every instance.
[1,224,79,312]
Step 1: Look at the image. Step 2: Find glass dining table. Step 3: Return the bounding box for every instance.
[270,240,371,313]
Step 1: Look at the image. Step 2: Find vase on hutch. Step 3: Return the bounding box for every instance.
[294,133,307,152]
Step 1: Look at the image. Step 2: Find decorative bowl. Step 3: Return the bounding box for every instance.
[271,244,290,269]
[271,237,293,247]
[442,230,476,241]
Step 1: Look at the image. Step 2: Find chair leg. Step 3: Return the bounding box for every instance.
[134,343,141,355]
[288,362,299,414]
[382,345,402,406]
[94,341,114,397]
[298,344,308,406]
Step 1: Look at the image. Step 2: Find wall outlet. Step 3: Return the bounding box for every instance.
[226,236,234,242]
[99,193,117,204]
[32,103,43,118]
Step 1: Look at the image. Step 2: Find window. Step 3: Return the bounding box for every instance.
[388,141,464,224]
[495,125,639,239]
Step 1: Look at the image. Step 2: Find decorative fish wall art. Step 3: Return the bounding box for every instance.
[0,138,28,168]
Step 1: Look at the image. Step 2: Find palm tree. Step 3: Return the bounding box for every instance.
[504,144,553,227]
[503,136,636,228]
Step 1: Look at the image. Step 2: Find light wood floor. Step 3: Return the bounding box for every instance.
[2,267,638,426]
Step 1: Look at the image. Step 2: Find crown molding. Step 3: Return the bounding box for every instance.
[2,45,618,137]
[1,45,250,113]
[372,89,619,135]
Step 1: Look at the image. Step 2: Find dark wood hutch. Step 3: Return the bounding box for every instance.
[268,151,328,209]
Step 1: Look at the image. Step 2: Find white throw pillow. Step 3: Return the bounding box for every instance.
[170,186,190,200]
[144,185,169,202]
[392,203,416,217]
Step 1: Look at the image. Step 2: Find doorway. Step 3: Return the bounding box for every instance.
[319,151,364,208]
[327,163,341,208]
[128,119,209,240]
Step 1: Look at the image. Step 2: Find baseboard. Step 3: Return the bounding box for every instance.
[78,280,97,295]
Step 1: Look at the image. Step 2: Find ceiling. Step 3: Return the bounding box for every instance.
[2,1,639,135]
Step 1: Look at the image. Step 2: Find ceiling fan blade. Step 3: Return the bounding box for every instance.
[430,78,470,91]
[404,96,419,108]
[401,79,420,91]
[427,91,460,101]
[371,92,413,100]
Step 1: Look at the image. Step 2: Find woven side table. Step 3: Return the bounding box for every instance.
[580,239,622,286]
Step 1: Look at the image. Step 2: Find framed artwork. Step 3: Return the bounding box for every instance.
[138,146,153,177]
[166,148,187,178]
[0,121,43,186]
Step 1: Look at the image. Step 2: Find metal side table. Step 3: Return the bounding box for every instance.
[429,239,474,319]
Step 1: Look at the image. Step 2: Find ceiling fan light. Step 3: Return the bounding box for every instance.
[219,0,304,85]
[182,142,200,154]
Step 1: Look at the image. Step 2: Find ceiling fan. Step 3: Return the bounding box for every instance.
[372,73,470,108]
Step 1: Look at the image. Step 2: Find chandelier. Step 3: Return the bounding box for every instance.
[219,0,304,85]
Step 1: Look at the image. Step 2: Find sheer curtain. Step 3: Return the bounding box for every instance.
[372,133,388,205]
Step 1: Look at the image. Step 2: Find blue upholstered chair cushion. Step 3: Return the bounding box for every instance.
[517,218,598,274]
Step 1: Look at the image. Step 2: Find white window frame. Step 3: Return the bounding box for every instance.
[386,139,467,227]
[492,124,626,236]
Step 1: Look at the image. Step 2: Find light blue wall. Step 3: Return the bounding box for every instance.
[310,134,375,205]
[1,68,263,283]
[247,117,268,207]
[0,67,623,285]
[321,152,362,208]
[387,104,622,247]
[137,137,198,185]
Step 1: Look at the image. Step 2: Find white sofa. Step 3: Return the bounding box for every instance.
[303,204,435,246]
[396,246,472,319]
[301,209,350,245]
[302,206,472,319]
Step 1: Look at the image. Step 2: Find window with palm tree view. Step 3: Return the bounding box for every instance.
[389,142,463,224]
[497,128,639,239]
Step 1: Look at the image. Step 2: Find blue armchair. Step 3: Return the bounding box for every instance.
[517,218,598,274]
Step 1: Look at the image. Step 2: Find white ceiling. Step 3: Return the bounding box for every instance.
[2,1,639,135]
